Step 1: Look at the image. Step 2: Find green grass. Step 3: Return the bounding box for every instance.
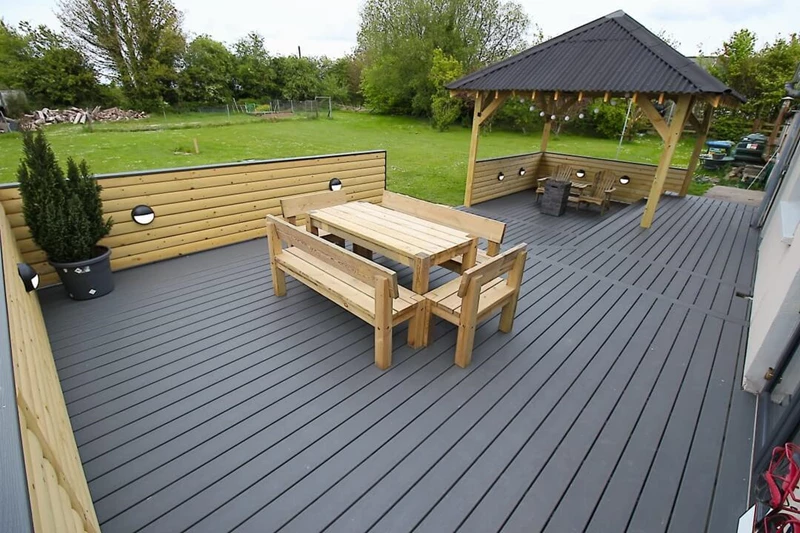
[0,111,697,205]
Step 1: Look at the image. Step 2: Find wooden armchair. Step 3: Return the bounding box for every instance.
[280,190,346,246]
[577,170,617,214]
[423,243,527,367]
[535,165,573,203]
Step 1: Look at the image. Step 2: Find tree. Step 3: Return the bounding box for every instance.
[429,49,463,130]
[0,21,103,109]
[57,0,186,110]
[273,56,320,100]
[358,0,532,115]
[0,20,28,89]
[179,35,235,104]
[232,32,277,99]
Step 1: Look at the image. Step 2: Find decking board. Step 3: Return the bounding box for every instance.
[38,192,758,533]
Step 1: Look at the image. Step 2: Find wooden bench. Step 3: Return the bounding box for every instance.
[381,190,505,273]
[266,215,423,369]
[423,243,528,367]
[280,190,346,246]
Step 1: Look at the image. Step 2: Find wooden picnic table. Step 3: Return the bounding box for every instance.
[308,201,478,346]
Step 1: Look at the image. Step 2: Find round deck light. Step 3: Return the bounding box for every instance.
[518,167,526,176]
[131,205,155,225]
[329,178,343,191]
[497,172,505,181]
[17,263,39,292]
[576,169,586,179]
[619,175,631,185]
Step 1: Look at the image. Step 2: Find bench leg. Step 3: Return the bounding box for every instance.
[375,278,392,369]
[454,278,480,368]
[266,222,286,297]
[499,299,518,333]
[499,252,526,333]
[353,244,373,260]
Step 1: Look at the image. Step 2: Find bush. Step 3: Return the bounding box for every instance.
[709,112,751,141]
[17,131,112,263]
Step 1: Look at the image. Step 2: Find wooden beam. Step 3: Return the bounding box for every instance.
[554,90,560,101]
[578,91,583,102]
[631,92,638,104]
[637,97,669,142]
[687,111,702,131]
[478,92,509,126]
[640,94,693,228]
[681,103,714,195]
[604,92,610,102]
[658,93,665,104]
[464,91,484,207]
[540,119,552,153]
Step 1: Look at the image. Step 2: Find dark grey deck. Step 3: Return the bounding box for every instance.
[40,192,758,533]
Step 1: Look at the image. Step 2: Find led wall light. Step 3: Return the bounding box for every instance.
[619,175,631,184]
[17,263,39,292]
[576,169,586,179]
[497,172,505,181]
[329,178,343,191]
[131,205,155,225]
[518,167,526,176]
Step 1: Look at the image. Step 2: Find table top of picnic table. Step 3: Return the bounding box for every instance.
[308,201,475,267]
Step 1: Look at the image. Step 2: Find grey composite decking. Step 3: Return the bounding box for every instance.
[40,192,758,533]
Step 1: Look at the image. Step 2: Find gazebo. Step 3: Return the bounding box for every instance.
[447,10,744,228]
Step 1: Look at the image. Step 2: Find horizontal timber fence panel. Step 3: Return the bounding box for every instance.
[0,151,387,286]
[469,151,687,206]
[539,153,686,205]
[471,153,542,204]
[1,202,101,533]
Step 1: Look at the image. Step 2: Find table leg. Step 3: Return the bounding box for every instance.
[409,254,431,347]
[461,238,479,272]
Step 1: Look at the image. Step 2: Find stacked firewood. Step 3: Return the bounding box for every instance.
[19,106,147,130]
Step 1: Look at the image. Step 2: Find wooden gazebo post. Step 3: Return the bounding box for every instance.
[640,94,693,228]
[681,103,715,195]
[464,91,508,207]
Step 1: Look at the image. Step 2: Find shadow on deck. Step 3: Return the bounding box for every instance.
[40,192,758,533]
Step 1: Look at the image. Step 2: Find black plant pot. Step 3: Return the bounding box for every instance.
[50,246,114,300]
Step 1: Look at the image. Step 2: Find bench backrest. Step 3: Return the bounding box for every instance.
[458,243,527,297]
[382,190,505,250]
[266,214,399,298]
[280,190,347,224]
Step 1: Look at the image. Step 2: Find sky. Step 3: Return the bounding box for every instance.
[1,0,796,59]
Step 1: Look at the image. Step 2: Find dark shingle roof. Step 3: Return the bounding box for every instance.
[447,10,744,103]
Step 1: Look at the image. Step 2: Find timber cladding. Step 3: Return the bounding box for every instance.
[472,153,542,204]
[0,150,387,287]
[0,201,101,533]
[470,151,686,205]
[538,153,686,204]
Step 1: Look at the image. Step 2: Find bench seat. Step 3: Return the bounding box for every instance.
[277,248,420,325]
[426,276,516,321]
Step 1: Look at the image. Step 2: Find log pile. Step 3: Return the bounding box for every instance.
[19,107,148,130]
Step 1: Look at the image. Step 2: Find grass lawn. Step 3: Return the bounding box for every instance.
[0,111,697,205]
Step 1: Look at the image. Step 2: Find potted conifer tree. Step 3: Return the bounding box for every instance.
[17,130,114,300]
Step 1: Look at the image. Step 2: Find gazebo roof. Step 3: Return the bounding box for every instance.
[447,10,744,105]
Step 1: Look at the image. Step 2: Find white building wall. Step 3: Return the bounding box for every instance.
[744,126,800,394]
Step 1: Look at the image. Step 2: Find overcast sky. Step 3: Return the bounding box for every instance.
[2,0,795,59]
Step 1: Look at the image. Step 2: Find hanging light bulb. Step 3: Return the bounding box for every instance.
[539,111,545,117]
[594,108,600,114]
[564,115,570,121]
[578,112,585,119]
[519,98,525,103]
[529,105,535,112]
[550,114,556,120]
